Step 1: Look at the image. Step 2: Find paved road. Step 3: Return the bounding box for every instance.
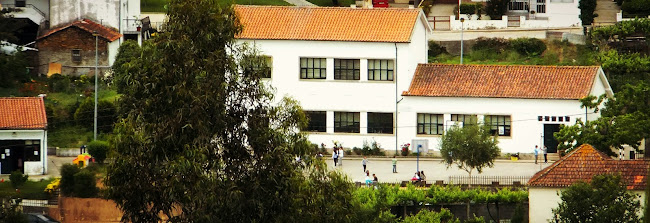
[327,157,552,184]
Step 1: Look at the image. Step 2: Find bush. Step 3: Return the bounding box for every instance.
[484,0,509,20]
[622,0,650,17]
[47,73,72,93]
[74,98,117,133]
[510,38,547,56]
[402,209,460,223]
[362,140,385,156]
[73,170,98,198]
[472,37,510,53]
[579,0,598,25]
[352,147,362,155]
[60,164,80,196]
[428,41,448,57]
[9,171,28,189]
[88,140,110,163]
[458,3,483,18]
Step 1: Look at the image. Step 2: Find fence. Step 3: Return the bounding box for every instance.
[447,175,530,186]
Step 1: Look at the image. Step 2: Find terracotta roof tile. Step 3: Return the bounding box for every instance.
[37,19,122,42]
[0,97,47,130]
[528,144,650,190]
[403,64,601,99]
[234,5,421,43]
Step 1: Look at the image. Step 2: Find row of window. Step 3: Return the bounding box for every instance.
[305,111,394,134]
[304,112,512,136]
[301,58,394,81]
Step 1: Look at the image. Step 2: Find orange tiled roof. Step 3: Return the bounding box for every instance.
[527,144,649,190]
[403,64,601,99]
[0,97,47,130]
[234,5,421,43]
[37,19,122,42]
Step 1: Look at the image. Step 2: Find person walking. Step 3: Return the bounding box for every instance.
[542,146,548,163]
[392,156,397,173]
[338,148,344,166]
[332,148,339,167]
[361,156,368,172]
[534,145,539,164]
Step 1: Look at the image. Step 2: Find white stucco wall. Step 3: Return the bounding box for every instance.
[398,96,598,154]
[236,16,429,151]
[0,0,50,24]
[0,130,48,175]
[529,187,645,223]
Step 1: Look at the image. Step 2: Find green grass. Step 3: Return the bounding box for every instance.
[305,0,355,6]
[0,178,55,200]
[48,125,94,148]
[141,0,291,12]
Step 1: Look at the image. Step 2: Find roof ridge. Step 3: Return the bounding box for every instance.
[528,144,612,186]
[234,5,419,10]
[424,63,601,69]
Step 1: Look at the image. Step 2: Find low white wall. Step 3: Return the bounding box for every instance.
[530,187,646,223]
[24,161,43,175]
[448,15,581,31]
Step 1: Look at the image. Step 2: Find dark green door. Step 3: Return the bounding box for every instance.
[544,124,561,153]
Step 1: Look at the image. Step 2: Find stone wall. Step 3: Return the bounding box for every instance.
[36,27,110,76]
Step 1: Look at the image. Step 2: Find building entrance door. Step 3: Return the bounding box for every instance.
[543,124,561,153]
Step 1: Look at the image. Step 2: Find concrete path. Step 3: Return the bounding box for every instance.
[430,27,583,41]
[327,157,553,183]
[283,0,316,6]
[593,0,620,26]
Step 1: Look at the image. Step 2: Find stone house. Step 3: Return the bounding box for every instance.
[35,18,122,76]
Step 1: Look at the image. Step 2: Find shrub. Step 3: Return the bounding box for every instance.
[47,73,72,93]
[472,37,510,53]
[510,38,547,56]
[362,140,385,156]
[622,0,650,17]
[74,98,117,133]
[352,147,362,155]
[73,170,98,198]
[428,41,448,57]
[402,209,460,223]
[511,203,526,223]
[9,171,28,189]
[579,0,598,25]
[484,0,509,20]
[88,140,110,163]
[60,164,80,196]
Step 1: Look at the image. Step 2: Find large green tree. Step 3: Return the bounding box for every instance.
[439,123,501,178]
[106,0,354,222]
[555,83,650,156]
[552,174,641,223]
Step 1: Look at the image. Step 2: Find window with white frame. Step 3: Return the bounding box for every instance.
[334,112,360,133]
[300,58,326,79]
[367,112,393,134]
[535,0,546,13]
[417,113,444,135]
[243,55,272,78]
[508,0,529,10]
[368,59,394,81]
[485,115,511,136]
[334,59,360,80]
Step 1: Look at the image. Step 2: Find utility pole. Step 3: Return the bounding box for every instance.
[94,31,98,141]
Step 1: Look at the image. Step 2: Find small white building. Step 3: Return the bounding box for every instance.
[399,64,613,154]
[0,97,48,175]
[235,6,431,151]
[527,144,648,223]
[506,0,582,27]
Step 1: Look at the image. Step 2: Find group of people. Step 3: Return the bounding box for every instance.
[533,145,548,164]
[411,171,427,186]
[332,147,345,166]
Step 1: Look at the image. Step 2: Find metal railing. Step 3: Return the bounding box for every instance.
[448,175,530,186]
[2,4,47,19]
[20,199,54,207]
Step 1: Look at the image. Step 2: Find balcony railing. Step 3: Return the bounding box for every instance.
[2,4,47,20]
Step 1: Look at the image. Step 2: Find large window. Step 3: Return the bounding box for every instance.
[304,111,326,132]
[24,140,40,162]
[368,112,393,134]
[244,55,272,78]
[451,114,477,126]
[368,59,394,81]
[417,113,444,135]
[300,58,326,79]
[334,59,360,80]
[485,115,511,136]
[535,0,546,13]
[334,112,360,133]
[508,0,529,10]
